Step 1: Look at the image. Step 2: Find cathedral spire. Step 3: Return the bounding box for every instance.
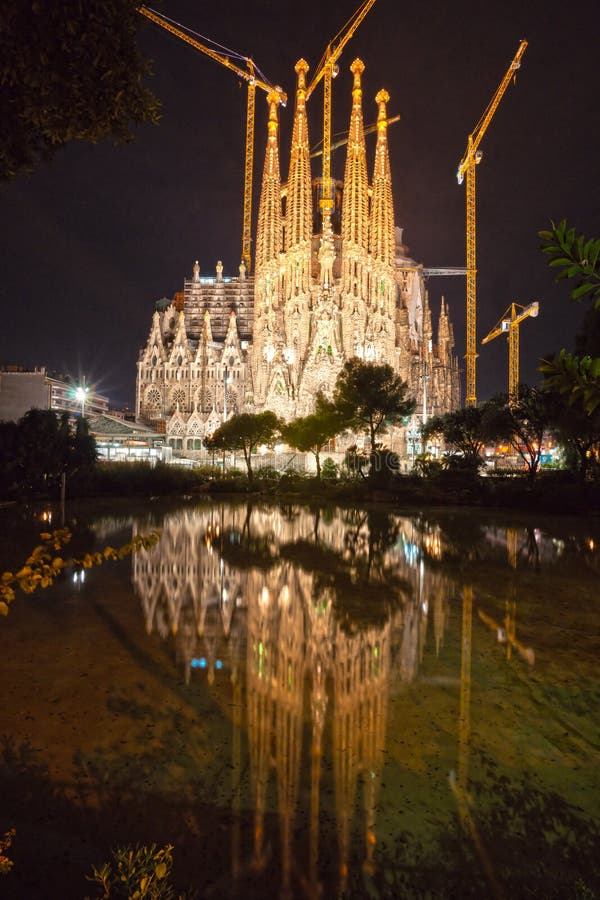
[255,91,282,274]
[341,59,369,255]
[369,89,395,268]
[285,59,312,254]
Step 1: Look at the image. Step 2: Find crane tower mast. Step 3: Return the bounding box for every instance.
[138,5,286,272]
[306,0,378,219]
[457,39,528,407]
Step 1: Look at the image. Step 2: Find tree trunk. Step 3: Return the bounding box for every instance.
[244,448,253,482]
[315,451,321,479]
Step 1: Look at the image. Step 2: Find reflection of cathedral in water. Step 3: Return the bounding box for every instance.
[132,504,453,894]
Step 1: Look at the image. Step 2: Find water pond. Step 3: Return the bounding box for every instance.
[0,499,598,899]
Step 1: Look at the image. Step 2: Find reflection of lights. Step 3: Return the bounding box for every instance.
[423,533,442,560]
[589,539,595,552]
[222,588,229,602]
[72,570,86,584]
[259,444,268,455]
[274,443,284,454]
[280,585,290,607]
[421,599,428,615]
[259,586,270,607]
[215,659,223,670]
[403,541,419,566]
[264,345,276,362]
[40,510,52,523]
[191,657,207,668]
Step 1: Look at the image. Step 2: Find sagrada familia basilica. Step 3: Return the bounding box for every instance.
[136,58,460,453]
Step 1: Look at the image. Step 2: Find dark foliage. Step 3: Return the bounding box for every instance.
[1,0,160,180]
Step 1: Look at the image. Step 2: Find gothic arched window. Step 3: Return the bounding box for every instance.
[171,388,186,412]
[144,387,162,417]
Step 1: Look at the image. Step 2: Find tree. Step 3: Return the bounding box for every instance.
[72,415,98,472]
[483,387,554,483]
[14,409,66,493]
[0,421,18,497]
[283,393,346,478]
[421,406,491,469]
[10,409,97,495]
[539,220,600,413]
[1,0,160,180]
[333,359,415,454]
[205,412,280,481]
[546,387,600,483]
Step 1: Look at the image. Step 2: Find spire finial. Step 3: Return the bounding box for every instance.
[295,58,309,92]
[266,90,279,140]
[350,58,365,104]
[376,89,390,127]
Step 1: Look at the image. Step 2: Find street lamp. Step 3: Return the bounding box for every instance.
[75,378,89,417]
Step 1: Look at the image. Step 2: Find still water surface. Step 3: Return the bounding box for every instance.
[0,499,598,899]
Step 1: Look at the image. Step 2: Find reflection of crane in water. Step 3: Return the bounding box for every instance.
[450,585,504,900]
[478,528,536,665]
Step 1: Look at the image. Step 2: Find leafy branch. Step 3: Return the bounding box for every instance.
[0,828,16,875]
[0,526,161,616]
[540,350,600,414]
[87,843,176,899]
[539,219,600,309]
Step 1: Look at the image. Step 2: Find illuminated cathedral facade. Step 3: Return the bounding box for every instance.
[136,58,460,453]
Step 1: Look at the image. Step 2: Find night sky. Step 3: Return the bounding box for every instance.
[1,0,598,408]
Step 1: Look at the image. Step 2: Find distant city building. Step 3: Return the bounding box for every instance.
[0,366,109,421]
[136,59,461,457]
[87,413,171,463]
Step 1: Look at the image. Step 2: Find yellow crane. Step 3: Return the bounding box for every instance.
[305,0,378,218]
[457,39,528,407]
[309,114,400,158]
[138,5,287,273]
[481,300,539,401]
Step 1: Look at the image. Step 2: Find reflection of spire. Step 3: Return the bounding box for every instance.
[131,504,461,892]
[246,577,274,872]
[274,575,304,899]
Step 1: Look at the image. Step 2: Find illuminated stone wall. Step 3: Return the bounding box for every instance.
[135,60,461,450]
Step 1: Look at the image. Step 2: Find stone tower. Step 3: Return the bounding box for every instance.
[136,59,461,452]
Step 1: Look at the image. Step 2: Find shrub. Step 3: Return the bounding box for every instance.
[321,457,339,481]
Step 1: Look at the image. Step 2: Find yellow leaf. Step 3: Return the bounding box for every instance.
[0,601,9,616]
[155,862,167,879]
[1,572,13,584]
[39,532,51,541]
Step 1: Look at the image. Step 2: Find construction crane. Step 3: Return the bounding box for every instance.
[395,266,468,278]
[138,5,287,273]
[482,300,539,401]
[305,0,378,218]
[309,114,400,159]
[457,39,528,408]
